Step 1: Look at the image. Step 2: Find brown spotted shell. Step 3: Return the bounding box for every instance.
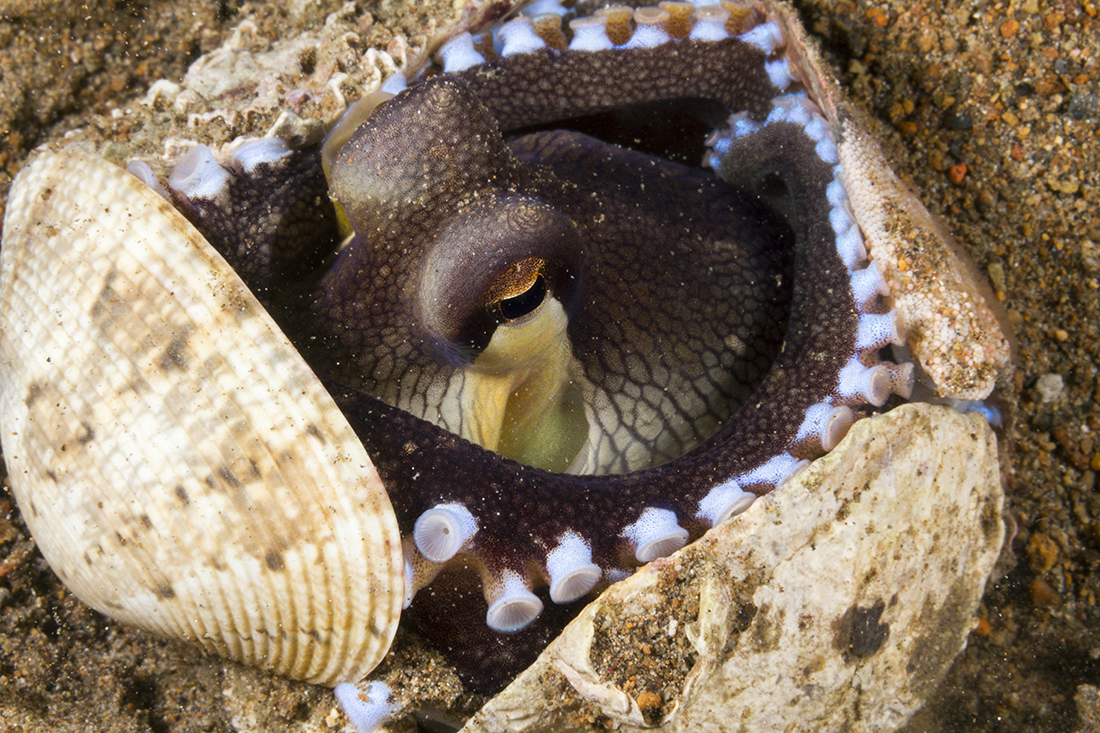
[0,149,403,686]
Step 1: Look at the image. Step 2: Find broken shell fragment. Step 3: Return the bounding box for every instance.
[456,404,1005,732]
[0,149,404,686]
[769,3,1013,400]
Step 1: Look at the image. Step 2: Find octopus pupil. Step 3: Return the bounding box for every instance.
[497,275,547,321]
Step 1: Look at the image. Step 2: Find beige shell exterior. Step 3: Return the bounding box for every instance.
[460,404,1004,733]
[0,149,403,686]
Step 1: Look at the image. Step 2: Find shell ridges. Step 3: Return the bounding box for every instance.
[0,149,403,686]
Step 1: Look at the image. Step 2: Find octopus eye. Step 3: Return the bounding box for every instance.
[489,258,548,323]
[414,197,585,360]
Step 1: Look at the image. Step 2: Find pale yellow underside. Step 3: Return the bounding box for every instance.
[457,299,588,473]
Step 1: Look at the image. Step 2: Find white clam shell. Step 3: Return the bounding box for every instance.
[0,149,403,686]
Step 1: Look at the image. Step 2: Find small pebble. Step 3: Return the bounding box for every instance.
[1030,577,1061,608]
[948,163,968,184]
[636,690,662,710]
[1052,426,1091,470]
[1074,686,1100,732]
[1069,92,1100,121]
[1036,373,1064,403]
[987,262,1007,292]
[945,110,973,130]
[1027,531,1059,573]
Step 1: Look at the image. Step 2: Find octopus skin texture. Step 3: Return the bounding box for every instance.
[157,1,922,693]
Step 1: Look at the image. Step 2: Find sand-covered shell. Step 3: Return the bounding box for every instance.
[0,149,403,686]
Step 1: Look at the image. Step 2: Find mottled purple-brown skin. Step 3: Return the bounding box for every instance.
[169,27,883,691]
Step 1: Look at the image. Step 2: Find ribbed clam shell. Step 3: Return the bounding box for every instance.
[0,149,403,686]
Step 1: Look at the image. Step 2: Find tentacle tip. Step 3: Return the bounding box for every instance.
[622,507,690,563]
[437,32,486,73]
[413,503,478,563]
[838,358,891,407]
[949,398,1004,427]
[821,405,856,451]
[635,532,689,563]
[549,565,602,604]
[545,532,601,603]
[888,361,916,400]
[697,480,756,527]
[335,682,401,733]
[402,558,414,609]
[866,365,893,407]
[486,587,544,632]
[126,159,170,200]
[229,137,292,174]
[167,144,229,202]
